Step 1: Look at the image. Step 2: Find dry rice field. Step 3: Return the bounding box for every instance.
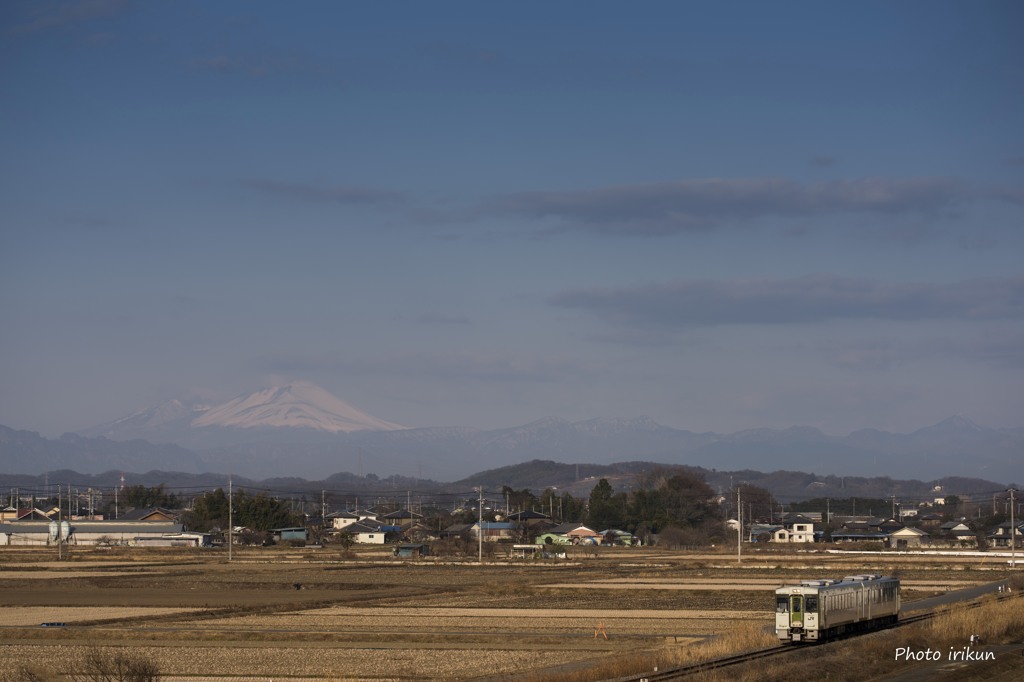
[0,544,1013,680]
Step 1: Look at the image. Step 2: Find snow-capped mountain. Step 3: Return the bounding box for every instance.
[81,396,210,441]
[191,382,405,433]
[81,381,405,444]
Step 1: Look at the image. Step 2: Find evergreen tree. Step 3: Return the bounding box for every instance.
[587,478,626,529]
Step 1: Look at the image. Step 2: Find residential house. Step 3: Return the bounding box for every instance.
[888,526,928,549]
[382,509,424,529]
[16,508,54,521]
[270,527,308,544]
[353,509,380,523]
[327,511,361,530]
[440,523,473,540]
[118,508,179,522]
[749,523,783,543]
[471,521,515,542]
[830,519,889,543]
[341,521,387,544]
[987,521,1023,549]
[773,514,816,543]
[547,523,602,544]
[940,520,976,546]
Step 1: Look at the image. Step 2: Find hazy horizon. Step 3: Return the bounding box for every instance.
[3,2,1023,444]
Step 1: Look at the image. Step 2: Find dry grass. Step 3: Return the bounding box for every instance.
[512,620,776,682]
[666,620,777,666]
[928,594,1024,645]
[686,593,1024,682]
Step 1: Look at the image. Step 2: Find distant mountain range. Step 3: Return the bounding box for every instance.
[2,383,1022,483]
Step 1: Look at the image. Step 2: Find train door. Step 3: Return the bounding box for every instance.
[790,595,804,630]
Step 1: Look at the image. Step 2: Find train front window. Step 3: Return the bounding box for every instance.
[776,597,788,613]
[790,596,802,615]
[806,596,818,612]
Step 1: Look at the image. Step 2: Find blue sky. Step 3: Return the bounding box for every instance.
[2,1,1022,438]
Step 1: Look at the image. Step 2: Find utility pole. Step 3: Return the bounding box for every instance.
[321,490,326,527]
[1010,487,1017,569]
[736,486,742,565]
[477,486,484,564]
[57,483,62,560]
[228,477,233,563]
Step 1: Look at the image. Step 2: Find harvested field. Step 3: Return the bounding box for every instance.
[0,545,1011,680]
[2,606,202,626]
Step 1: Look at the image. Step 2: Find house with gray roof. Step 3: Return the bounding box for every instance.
[887,526,928,549]
[471,521,515,542]
[337,520,388,544]
[987,521,1023,549]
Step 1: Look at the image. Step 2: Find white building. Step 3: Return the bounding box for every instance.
[0,521,189,546]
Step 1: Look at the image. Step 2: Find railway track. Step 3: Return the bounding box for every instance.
[615,645,790,681]
[609,590,1019,681]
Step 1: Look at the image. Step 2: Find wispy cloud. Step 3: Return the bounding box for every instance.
[825,340,902,371]
[249,350,586,384]
[549,274,1024,329]
[483,177,1005,235]
[822,328,1024,371]
[244,179,405,206]
[941,330,1024,369]
[7,0,130,35]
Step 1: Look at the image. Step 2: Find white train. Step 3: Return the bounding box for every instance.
[775,574,900,643]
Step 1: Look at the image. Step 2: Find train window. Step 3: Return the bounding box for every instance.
[776,597,788,613]
[806,596,818,612]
